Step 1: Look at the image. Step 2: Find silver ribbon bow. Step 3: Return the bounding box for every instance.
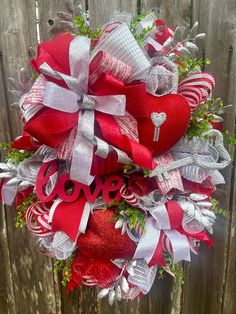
[39,36,129,185]
[132,207,191,265]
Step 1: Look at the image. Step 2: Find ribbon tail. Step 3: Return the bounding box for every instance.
[150,203,171,229]
[133,217,161,263]
[128,262,157,295]
[51,196,90,241]
[78,202,90,234]
[69,36,90,93]
[70,111,95,185]
[1,180,18,205]
[164,230,191,263]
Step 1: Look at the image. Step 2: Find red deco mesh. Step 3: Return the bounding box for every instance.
[68,254,120,291]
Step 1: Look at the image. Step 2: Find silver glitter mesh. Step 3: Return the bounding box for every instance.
[91,24,150,80]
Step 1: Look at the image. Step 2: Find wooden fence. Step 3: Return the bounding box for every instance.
[0,0,235,313]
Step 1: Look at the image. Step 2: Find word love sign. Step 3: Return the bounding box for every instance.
[36,161,123,203]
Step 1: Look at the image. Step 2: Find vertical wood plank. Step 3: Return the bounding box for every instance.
[141,0,191,26]
[221,16,236,314]
[181,1,236,314]
[38,0,65,42]
[63,1,140,314]
[88,0,117,28]
[120,0,137,16]
[0,1,59,313]
[38,0,86,42]
[89,0,138,28]
[0,52,16,314]
[0,0,37,138]
[38,1,99,314]
[61,286,100,314]
[0,1,234,314]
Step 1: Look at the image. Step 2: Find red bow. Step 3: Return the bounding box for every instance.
[27,34,156,171]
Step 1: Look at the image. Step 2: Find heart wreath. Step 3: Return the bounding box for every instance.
[0,7,232,305]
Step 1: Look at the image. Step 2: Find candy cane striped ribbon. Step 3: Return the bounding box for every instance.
[178,72,215,110]
[26,201,53,237]
[120,184,139,207]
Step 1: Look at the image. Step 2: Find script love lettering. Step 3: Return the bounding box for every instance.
[36,160,123,203]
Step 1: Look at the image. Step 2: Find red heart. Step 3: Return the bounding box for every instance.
[77,209,136,259]
[137,94,190,156]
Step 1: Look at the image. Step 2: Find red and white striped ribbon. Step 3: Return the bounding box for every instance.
[178,72,215,110]
[120,184,139,207]
[21,74,46,121]
[89,50,132,85]
[25,201,53,237]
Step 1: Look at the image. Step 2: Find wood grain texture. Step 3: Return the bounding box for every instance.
[221,10,236,314]
[141,0,191,27]
[181,1,236,314]
[0,52,16,314]
[89,0,138,28]
[0,1,58,313]
[0,0,37,139]
[38,0,86,42]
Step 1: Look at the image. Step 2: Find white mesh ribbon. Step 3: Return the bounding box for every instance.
[91,23,151,81]
[40,231,77,260]
[170,134,225,183]
[17,155,43,185]
[20,75,46,122]
[1,179,18,205]
[146,57,178,96]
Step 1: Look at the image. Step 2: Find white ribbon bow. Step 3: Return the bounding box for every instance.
[133,205,191,265]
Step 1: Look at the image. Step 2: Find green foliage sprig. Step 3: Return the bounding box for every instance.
[74,15,102,39]
[177,57,211,80]
[130,12,156,46]
[186,98,236,146]
[105,200,146,230]
[158,257,185,284]
[15,193,37,228]
[211,198,229,218]
[123,162,135,173]
[0,143,34,165]
[6,149,34,166]
[187,98,224,139]
[0,143,11,152]
[54,255,74,286]
[223,130,236,145]
[123,162,151,177]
